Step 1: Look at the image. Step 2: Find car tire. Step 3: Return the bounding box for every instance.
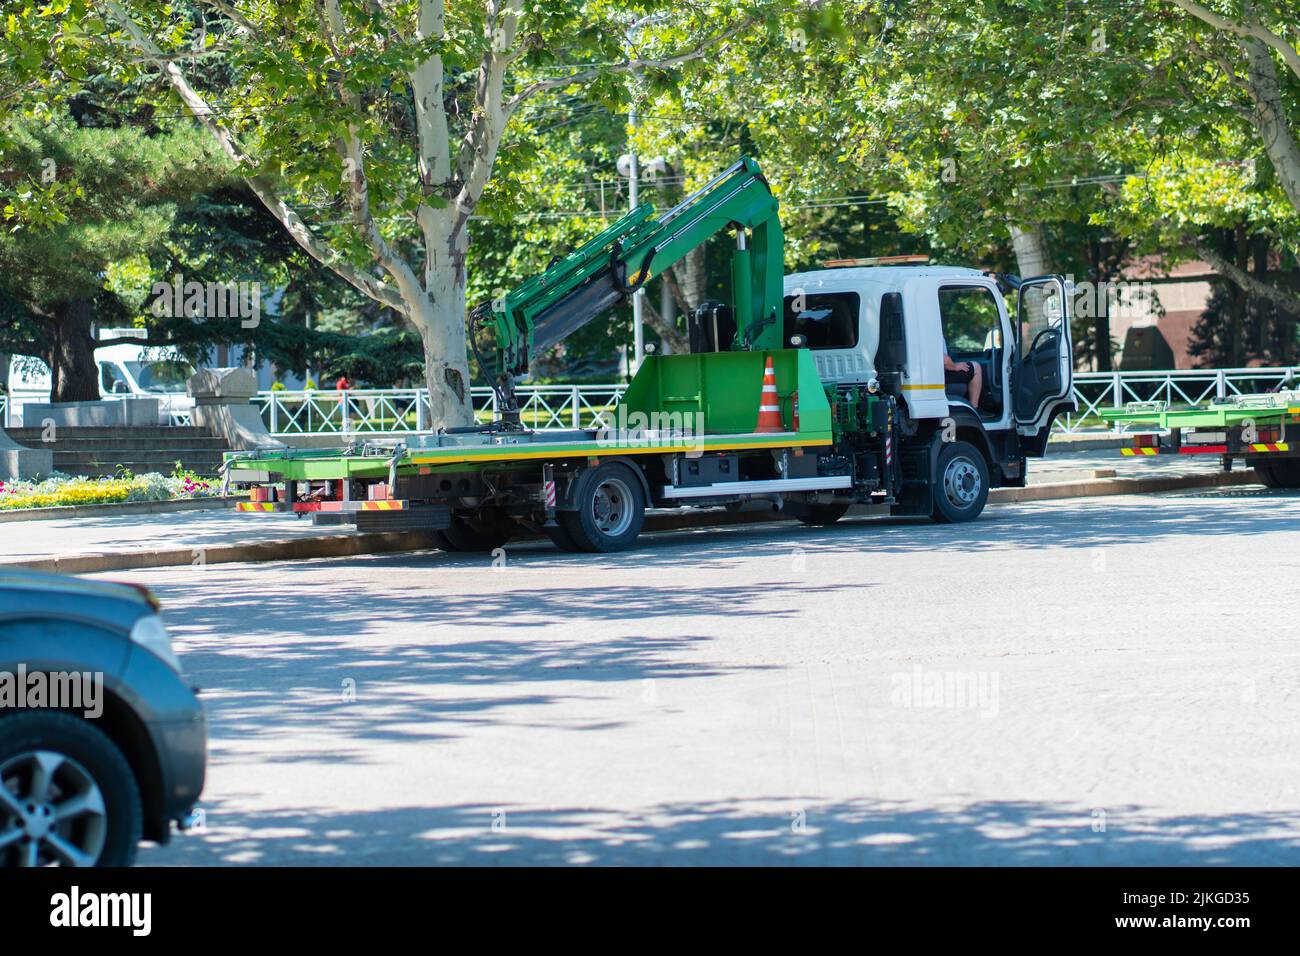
[0,710,142,867]
[434,508,515,552]
[558,462,646,552]
[796,502,850,526]
[932,440,990,523]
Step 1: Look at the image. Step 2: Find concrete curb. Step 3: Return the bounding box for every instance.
[0,496,243,524]
[1,468,1265,574]
[988,468,1259,503]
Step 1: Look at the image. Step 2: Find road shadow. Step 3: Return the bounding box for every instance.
[141,795,1300,866]
[197,485,1300,575]
[151,573,823,749]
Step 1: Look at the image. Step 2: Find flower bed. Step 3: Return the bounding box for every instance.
[0,470,218,511]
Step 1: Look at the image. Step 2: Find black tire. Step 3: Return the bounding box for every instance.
[931,440,990,523]
[558,462,646,552]
[796,502,850,526]
[0,710,142,867]
[434,508,515,552]
[1254,462,1280,487]
[544,521,583,552]
[1254,458,1300,489]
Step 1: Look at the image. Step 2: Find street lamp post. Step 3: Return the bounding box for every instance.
[623,12,670,375]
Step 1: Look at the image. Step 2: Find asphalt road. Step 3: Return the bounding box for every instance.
[119,486,1300,865]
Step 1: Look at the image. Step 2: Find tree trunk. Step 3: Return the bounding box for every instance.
[641,290,689,355]
[47,299,100,403]
[412,229,474,430]
[659,277,676,355]
[673,245,709,310]
[1242,37,1300,218]
[1009,224,1053,277]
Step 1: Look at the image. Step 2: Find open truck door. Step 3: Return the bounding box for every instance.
[1013,275,1074,455]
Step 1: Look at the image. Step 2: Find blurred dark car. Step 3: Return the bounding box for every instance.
[0,570,206,866]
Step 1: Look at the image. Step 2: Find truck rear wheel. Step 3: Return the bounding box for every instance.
[558,462,646,552]
[796,502,850,525]
[544,521,583,552]
[932,440,989,523]
[1255,458,1300,489]
[434,508,515,552]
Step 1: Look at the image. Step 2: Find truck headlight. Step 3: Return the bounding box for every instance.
[130,614,183,673]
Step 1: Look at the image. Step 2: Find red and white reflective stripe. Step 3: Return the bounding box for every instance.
[544,480,557,507]
[885,434,893,466]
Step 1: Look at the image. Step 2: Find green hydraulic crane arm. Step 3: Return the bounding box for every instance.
[470,157,785,411]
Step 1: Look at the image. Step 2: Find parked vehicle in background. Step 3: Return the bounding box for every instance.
[0,570,206,866]
[1100,391,1300,488]
[5,329,196,427]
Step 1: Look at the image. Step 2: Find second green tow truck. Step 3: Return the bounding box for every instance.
[224,158,1078,552]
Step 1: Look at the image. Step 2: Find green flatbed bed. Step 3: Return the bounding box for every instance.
[1098,393,1300,430]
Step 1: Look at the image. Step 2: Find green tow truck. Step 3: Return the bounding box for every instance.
[224,158,1078,552]
[1099,391,1300,488]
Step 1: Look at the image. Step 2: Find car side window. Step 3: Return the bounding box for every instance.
[100,363,127,394]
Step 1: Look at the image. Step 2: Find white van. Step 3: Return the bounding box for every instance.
[5,330,196,427]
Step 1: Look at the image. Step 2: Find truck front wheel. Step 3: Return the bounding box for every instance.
[559,462,646,552]
[932,440,990,523]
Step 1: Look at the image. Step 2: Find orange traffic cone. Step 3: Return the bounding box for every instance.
[755,355,784,433]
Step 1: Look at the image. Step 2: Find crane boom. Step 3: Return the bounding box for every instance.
[471,157,785,417]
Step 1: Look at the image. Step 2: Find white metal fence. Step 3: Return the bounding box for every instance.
[1065,367,1299,431]
[241,367,1300,437]
[252,384,630,435]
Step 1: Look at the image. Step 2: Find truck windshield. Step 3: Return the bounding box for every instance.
[127,359,194,393]
[783,291,860,349]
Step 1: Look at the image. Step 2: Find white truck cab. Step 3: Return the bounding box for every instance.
[5,331,195,427]
[783,264,1074,457]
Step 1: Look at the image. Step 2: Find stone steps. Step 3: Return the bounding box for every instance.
[4,425,229,478]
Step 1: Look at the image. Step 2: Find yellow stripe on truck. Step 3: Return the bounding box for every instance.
[1121,447,1157,456]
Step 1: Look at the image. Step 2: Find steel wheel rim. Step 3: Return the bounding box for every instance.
[943,457,981,509]
[591,476,634,537]
[0,749,108,867]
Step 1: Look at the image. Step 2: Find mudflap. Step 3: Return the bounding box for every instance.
[889,441,936,517]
